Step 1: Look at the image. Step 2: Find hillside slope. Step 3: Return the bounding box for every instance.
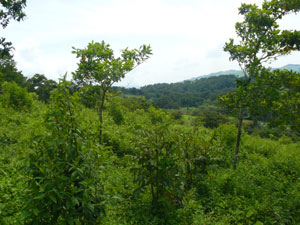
[116,75,237,109]
[116,64,300,109]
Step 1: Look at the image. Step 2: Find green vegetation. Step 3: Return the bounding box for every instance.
[115,74,237,109]
[219,0,300,169]
[26,74,57,103]
[0,0,26,60]
[1,90,300,224]
[72,41,152,142]
[1,0,300,224]
[114,64,300,110]
[0,81,33,111]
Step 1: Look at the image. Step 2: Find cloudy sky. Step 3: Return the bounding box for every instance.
[3,0,300,87]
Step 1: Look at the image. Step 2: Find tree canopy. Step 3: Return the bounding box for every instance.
[0,0,27,60]
[219,0,300,169]
[72,41,152,141]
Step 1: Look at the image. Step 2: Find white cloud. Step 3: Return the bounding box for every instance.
[14,38,76,80]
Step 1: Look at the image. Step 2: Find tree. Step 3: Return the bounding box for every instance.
[0,60,26,87]
[0,81,33,111]
[0,0,27,60]
[254,68,300,133]
[72,41,151,143]
[26,73,58,103]
[132,122,183,223]
[201,111,229,129]
[219,0,300,169]
[23,79,104,224]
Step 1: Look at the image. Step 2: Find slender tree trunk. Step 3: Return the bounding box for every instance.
[233,108,243,170]
[98,90,106,144]
[184,142,192,191]
[154,147,159,204]
[151,183,155,205]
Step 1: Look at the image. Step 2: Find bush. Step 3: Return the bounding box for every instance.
[171,110,183,120]
[108,98,124,125]
[201,111,229,128]
[0,81,33,111]
[22,79,104,224]
[78,85,99,108]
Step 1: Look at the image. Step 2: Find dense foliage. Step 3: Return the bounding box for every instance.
[72,41,152,142]
[0,81,33,111]
[1,89,300,224]
[0,0,27,60]
[0,0,300,224]
[22,79,104,224]
[219,0,300,169]
[115,75,237,109]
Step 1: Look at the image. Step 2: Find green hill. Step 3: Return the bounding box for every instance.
[116,64,300,109]
[115,75,237,109]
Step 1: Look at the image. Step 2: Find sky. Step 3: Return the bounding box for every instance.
[3,0,300,87]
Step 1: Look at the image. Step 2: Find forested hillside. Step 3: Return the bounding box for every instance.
[116,63,300,109]
[1,0,300,224]
[115,75,237,108]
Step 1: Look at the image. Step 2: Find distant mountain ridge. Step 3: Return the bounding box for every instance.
[189,64,300,81]
[116,64,299,109]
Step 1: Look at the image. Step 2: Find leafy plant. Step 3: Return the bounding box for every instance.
[0,0,27,60]
[219,0,300,169]
[72,41,152,143]
[132,123,183,224]
[22,79,104,224]
[0,81,33,111]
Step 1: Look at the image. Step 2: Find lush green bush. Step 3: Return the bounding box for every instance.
[131,123,184,225]
[78,85,99,108]
[22,79,104,224]
[0,81,33,111]
[201,111,229,128]
[107,97,124,125]
[0,149,24,225]
[171,109,183,120]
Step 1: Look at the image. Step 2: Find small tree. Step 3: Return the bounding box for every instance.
[219,0,300,169]
[131,123,182,223]
[72,41,151,143]
[23,79,104,224]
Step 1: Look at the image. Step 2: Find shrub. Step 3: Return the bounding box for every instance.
[78,85,99,108]
[0,81,33,111]
[108,98,124,125]
[22,79,104,224]
[201,111,229,128]
[171,110,183,120]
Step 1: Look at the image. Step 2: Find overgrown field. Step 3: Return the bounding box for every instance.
[1,83,300,224]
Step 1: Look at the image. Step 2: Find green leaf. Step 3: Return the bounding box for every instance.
[20,211,32,220]
[71,171,77,180]
[67,217,74,225]
[33,193,46,200]
[33,208,39,216]
[49,194,57,203]
[254,222,264,225]
[72,197,79,206]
